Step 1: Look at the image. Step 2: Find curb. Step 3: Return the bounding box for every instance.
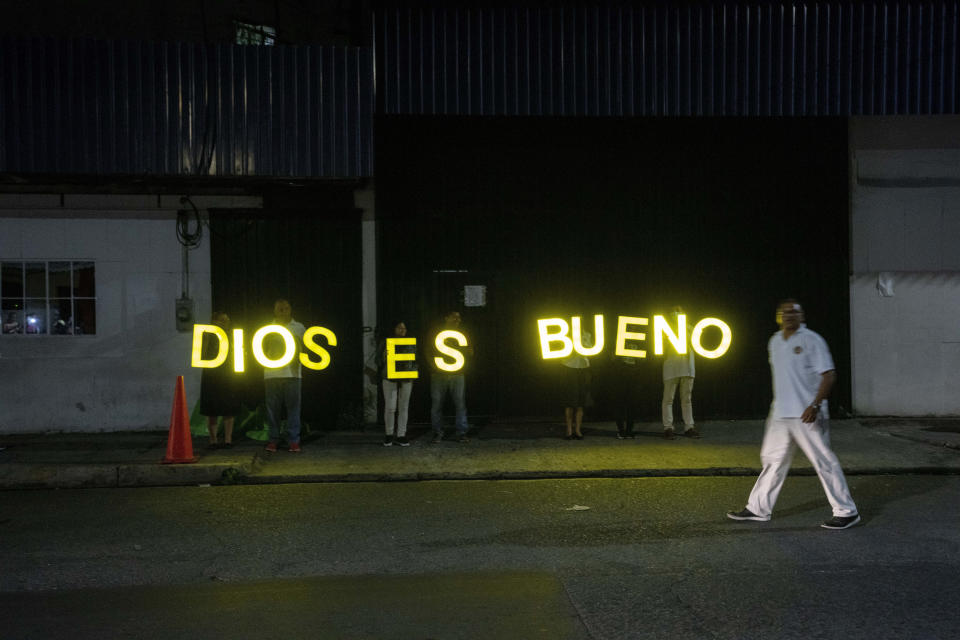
[4,463,959,490]
[887,432,960,451]
[0,461,252,490]
[228,465,960,486]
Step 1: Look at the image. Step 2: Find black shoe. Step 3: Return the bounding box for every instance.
[663,428,676,440]
[430,432,444,444]
[726,508,770,522]
[624,432,635,439]
[821,514,861,530]
[457,433,470,443]
[395,436,410,447]
[564,434,574,440]
[616,431,626,440]
[684,427,702,438]
[574,433,584,440]
[383,436,393,447]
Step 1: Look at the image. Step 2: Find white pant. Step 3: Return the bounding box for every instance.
[662,376,694,428]
[746,415,858,518]
[382,379,413,437]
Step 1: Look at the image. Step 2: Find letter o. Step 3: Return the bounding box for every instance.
[252,325,296,369]
[691,318,732,359]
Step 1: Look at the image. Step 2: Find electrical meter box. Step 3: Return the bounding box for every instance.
[175,297,195,333]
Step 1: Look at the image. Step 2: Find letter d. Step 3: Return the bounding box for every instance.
[191,324,229,368]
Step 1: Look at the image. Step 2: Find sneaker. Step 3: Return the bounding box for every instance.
[457,433,470,443]
[624,432,636,439]
[684,427,702,439]
[430,432,444,444]
[821,514,861,530]
[383,436,393,447]
[726,508,770,522]
[288,442,302,453]
[663,428,676,440]
[616,431,626,440]
[395,436,410,447]
[264,442,278,453]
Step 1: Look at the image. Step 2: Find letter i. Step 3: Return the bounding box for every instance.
[233,329,245,372]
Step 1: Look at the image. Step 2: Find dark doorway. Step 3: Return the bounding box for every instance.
[376,116,850,422]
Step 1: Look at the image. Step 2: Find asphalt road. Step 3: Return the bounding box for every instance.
[2,475,959,639]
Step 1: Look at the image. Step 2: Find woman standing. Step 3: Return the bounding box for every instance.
[200,311,240,448]
[379,320,417,446]
[561,329,593,440]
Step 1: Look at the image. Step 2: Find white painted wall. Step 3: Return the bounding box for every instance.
[0,193,260,432]
[850,116,960,415]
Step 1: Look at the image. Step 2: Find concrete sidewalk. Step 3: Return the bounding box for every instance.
[1,419,959,489]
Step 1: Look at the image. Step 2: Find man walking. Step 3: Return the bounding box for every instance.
[263,299,307,453]
[727,299,860,530]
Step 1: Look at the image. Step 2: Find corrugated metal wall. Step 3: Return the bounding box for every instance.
[376,2,960,116]
[0,38,373,177]
[3,3,957,178]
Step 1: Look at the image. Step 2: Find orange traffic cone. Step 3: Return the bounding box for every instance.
[162,375,197,464]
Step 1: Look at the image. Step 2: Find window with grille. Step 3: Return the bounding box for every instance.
[235,21,276,45]
[1,261,96,335]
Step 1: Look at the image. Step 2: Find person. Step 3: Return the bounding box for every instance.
[430,310,472,443]
[263,299,307,453]
[662,305,699,439]
[379,320,416,447]
[609,341,640,439]
[561,326,593,440]
[199,311,240,449]
[727,299,860,530]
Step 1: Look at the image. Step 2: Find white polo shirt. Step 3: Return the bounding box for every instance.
[263,319,307,380]
[768,324,834,419]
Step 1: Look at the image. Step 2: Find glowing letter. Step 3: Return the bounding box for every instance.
[691,318,732,359]
[386,337,418,379]
[572,315,604,356]
[537,318,573,359]
[653,314,687,356]
[434,330,467,372]
[232,328,245,372]
[252,325,296,369]
[191,324,229,368]
[300,326,337,371]
[614,316,648,358]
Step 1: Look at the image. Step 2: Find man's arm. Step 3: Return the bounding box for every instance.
[801,370,836,424]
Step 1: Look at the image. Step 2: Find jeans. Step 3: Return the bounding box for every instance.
[265,377,302,444]
[430,373,468,434]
